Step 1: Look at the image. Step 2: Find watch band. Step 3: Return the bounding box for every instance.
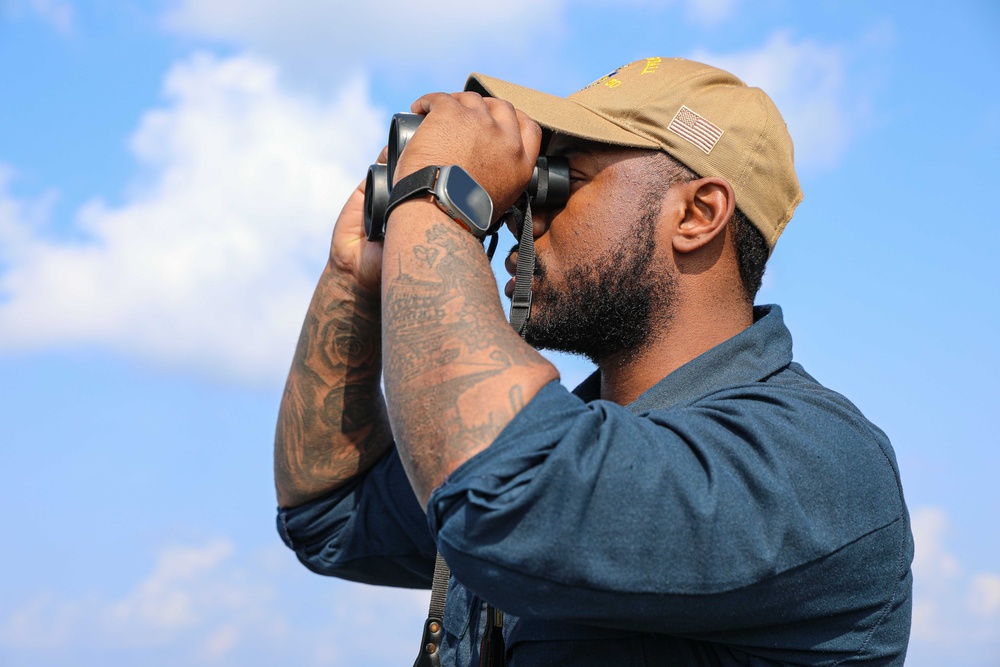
[382,164,495,239]
[383,165,439,224]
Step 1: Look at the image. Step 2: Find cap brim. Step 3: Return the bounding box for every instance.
[465,73,658,150]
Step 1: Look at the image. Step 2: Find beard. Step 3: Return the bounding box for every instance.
[517,196,676,365]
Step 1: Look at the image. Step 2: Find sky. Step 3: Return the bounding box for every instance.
[0,1,998,665]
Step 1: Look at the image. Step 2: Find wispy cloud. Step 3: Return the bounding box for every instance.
[0,52,384,384]
[108,540,239,634]
[160,0,562,83]
[690,31,874,170]
[579,0,742,27]
[682,0,741,26]
[0,539,279,657]
[908,506,1000,665]
[4,0,76,34]
[0,538,430,666]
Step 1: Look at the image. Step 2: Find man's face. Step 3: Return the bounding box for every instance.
[504,136,678,364]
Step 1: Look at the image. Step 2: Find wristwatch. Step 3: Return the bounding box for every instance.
[384,165,494,237]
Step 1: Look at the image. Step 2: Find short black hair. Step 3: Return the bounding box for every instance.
[732,207,768,304]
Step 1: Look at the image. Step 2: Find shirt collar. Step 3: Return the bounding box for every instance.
[573,305,793,414]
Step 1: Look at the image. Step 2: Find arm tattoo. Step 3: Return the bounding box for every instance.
[383,221,554,495]
[274,272,391,507]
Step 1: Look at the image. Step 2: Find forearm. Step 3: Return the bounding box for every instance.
[274,263,392,508]
[381,201,559,505]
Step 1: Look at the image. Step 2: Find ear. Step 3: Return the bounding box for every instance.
[671,177,736,254]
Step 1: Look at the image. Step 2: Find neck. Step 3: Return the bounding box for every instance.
[598,301,753,405]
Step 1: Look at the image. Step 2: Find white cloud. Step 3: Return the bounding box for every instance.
[683,0,740,26]
[968,573,1000,616]
[0,52,384,384]
[689,32,861,170]
[3,0,76,34]
[30,0,73,33]
[0,166,59,262]
[578,0,741,26]
[912,506,961,582]
[0,538,429,666]
[160,0,562,82]
[110,540,237,632]
[159,8,868,171]
[908,506,1000,662]
[323,583,431,665]
[0,540,275,654]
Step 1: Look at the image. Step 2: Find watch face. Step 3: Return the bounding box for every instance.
[438,166,493,234]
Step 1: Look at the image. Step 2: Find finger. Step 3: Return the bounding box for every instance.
[482,96,520,127]
[448,90,490,111]
[410,92,456,115]
[515,109,543,158]
[376,144,389,165]
[353,175,367,196]
[410,91,493,116]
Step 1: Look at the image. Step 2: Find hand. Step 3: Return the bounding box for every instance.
[393,92,542,221]
[329,148,387,295]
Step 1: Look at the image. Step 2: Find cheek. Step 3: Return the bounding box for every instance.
[545,197,626,260]
[533,175,641,275]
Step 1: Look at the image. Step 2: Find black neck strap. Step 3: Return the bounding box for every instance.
[509,199,535,335]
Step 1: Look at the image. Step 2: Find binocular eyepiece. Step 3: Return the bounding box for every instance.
[363,113,570,241]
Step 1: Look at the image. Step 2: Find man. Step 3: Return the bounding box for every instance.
[274,57,913,665]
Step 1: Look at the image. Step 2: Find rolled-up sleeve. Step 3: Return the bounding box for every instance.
[278,447,437,588]
[427,379,907,634]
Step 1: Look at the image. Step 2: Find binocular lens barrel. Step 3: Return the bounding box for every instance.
[364,113,569,242]
[363,163,389,241]
[387,113,423,185]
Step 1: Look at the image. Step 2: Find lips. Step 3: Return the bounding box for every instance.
[504,245,518,298]
[503,244,543,299]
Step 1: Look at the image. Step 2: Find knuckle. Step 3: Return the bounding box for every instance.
[491,97,516,113]
[527,118,542,139]
[456,91,486,106]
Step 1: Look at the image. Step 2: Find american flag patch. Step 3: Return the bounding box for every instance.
[667,105,724,154]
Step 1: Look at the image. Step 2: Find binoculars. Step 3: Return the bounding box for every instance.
[363,113,570,241]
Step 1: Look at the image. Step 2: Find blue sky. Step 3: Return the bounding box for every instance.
[1,1,998,665]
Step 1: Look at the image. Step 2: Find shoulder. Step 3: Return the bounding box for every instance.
[640,364,907,532]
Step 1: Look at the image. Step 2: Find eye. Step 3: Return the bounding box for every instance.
[569,171,587,186]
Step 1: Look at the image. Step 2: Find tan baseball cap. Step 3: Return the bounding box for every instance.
[465,57,803,253]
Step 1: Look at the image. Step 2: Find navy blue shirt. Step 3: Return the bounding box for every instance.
[278,305,913,665]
